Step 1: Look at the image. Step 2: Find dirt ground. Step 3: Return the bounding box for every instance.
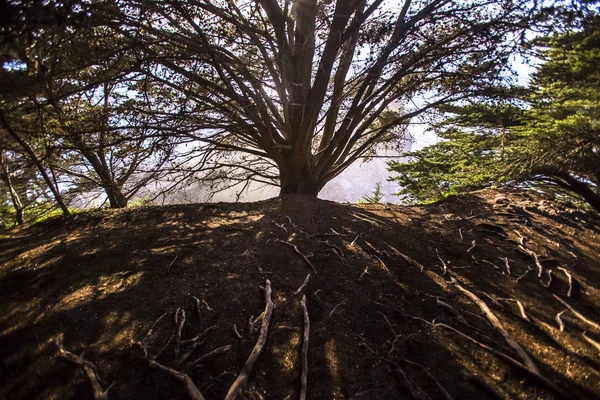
[0,189,599,400]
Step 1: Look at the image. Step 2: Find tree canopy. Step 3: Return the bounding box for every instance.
[0,0,596,226]
[390,12,600,211]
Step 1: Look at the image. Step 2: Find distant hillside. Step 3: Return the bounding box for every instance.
[1,190,599,399]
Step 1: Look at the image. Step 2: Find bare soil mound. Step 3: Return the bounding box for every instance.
[1,190,599,399]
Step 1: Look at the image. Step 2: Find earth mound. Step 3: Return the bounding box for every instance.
[1,190,599,399]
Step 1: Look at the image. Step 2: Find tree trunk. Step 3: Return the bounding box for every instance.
[78,146,128,208]
[106,183,128,208]
[0,151,25,225]
[554,172,600,213]
[278,164,325,196]
[0,111,70,216]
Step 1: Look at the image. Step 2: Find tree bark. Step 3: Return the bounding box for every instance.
[557,173,600,213]
[278,161,324,196]
[0,111,70,216]
[77,145,128,208]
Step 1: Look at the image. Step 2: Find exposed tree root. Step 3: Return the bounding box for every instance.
[557,267,574,297]
[300,295,310,400]
[146,356,206,400]
[182,326,216,345]
[55,335,110,400]
[319,240,343,257]
[191,345,233,368]
[436,249,449,275]
[192,296,202,320]
[225,279,274,400]
[294,274,311,295]
[274,240,317,273]
[553,294,600,332]
[518,245,544,277]
[174,308,186,360]
[453,281,540,374]
[377,311,402,354]
[396,367,433,400]
[516,266,532,282]
[462,373,503,400]
[491,298,600,377]
[556,310,567,332]
[142,312,168,345]
[502,257,511,276]
[583,332,600,353]
[434,323,568,397]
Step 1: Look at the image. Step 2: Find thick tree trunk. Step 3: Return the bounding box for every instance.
[78,147,128,208]
[278,161,325,196]
[106,184,128,208]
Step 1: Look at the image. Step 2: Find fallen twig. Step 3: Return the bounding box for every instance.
[553,294,600,332]
[435,249,449,275]
[358,265,369,280]
[329,299,346,318]
[225,280,274,400]
[233,324,244,342]
[167,255,178,273]
[467,240,477,253]
[294,274,311,295]
[515,266,532,282]
[274,240,317,273]
[453,281,540,374]
[55,335,110,400]
[458,228,464,241]
[300,295,310,400]
[557,267,574,297]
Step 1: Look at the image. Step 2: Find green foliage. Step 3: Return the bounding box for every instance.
[390,13,600,211]
[361,182,384,204]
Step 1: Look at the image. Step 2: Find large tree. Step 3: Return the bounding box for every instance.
[390,12,600,211]
[109,0,538,196]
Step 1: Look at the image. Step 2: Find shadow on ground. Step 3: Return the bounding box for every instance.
[0,189,599,399]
